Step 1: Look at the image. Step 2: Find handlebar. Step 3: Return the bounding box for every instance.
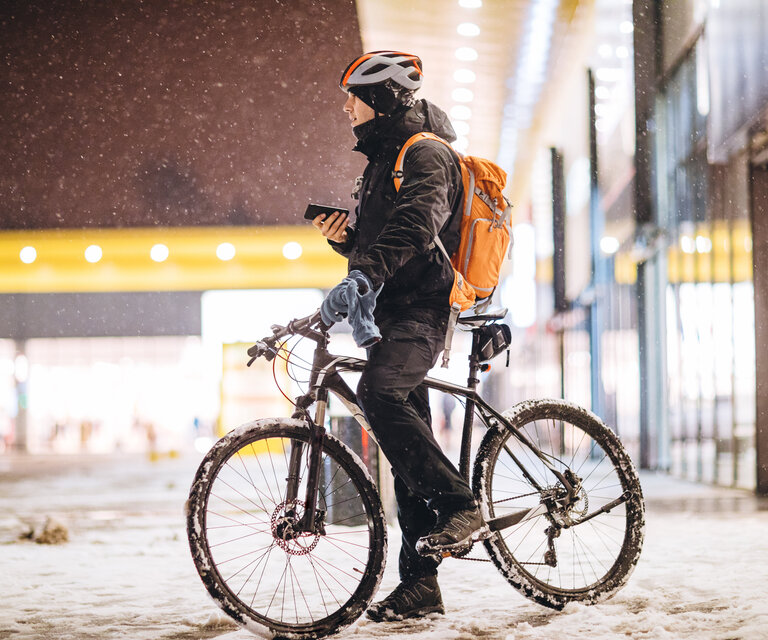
[246,309,330,366]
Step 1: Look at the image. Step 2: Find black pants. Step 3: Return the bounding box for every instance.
[357,317,475,581]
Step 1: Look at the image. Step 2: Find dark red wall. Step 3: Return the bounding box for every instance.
[0,0,365,229]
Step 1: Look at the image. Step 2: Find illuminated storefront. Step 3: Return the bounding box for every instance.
[0,227,343,454]
[510,0,767,493]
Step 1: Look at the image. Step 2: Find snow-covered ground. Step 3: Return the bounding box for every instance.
[1,452,767,640]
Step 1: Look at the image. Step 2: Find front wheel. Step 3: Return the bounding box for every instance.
[473,399,645,609]
[186,418,387,639]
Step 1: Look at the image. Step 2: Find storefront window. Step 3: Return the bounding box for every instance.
[655,41,757,489]
[22,336,214,454]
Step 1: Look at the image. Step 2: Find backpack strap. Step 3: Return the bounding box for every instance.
[393,132,454,191]
[395,131,464,253]
[393,132,465,367]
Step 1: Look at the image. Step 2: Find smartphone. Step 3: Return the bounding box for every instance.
[304,203,350,221]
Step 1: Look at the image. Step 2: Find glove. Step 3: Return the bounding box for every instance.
[320,270,382,348]
[346,273,381,348]
[321,270,373,325]
[321,279,352,325]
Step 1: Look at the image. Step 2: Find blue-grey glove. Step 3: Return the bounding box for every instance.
[320,280,350,325]
[346,272,381,348]
[320,270,382,348]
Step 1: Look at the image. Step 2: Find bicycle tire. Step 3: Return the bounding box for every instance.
[186,418,387,639]
[473,399,644,609]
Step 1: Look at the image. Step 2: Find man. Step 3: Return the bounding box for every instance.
[314,51,487,622]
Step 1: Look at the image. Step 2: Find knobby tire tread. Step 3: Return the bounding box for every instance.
[473,399,645,610]
[186,418,387,640]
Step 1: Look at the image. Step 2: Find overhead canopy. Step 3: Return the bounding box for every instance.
[1,0,365,229]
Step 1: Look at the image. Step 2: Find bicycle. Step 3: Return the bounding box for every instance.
[186,308,645,639]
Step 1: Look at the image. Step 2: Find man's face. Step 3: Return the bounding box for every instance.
[343,92,375,127]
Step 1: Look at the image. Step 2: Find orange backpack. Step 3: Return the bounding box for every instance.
[393,132,513,363]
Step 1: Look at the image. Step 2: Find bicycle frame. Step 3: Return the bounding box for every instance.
[277,322,581,536]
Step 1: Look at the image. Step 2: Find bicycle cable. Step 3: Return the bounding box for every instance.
[283,335,311,386]
[272,339,299,408]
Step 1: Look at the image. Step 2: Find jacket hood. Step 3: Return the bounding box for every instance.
[399,99,457,142]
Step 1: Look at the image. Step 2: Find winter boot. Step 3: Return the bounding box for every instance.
[365,575,445,622]
[415,505,490,556]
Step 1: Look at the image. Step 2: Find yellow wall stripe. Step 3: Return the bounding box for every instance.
[0,226,347,293]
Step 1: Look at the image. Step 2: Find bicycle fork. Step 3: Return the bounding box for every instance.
[284,388,328,535]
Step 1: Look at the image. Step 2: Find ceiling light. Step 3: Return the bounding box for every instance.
[216,242,236,261]
[452,87,474,102]
[616,45,629,59]
[600,236,620,255]
[453,120,470,136]
[19,246,37,264]
[84,245,102,263]
[282,241,303,260]
[594,103,609,117]
[595,67,624,82]
[458,0,482,7]
[453,68,476,83]
[619,21,634,34]
[595,118,611,132]
[455,47,478,61]
[150,243,169,262]
[696,235,713,253]
[496,0,557,174]
[680,235,695,254]
[457,22,480,37]
[450,105,472,120]
[595,85,611,99]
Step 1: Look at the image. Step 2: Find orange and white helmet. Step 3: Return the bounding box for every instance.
[339,51,423,92]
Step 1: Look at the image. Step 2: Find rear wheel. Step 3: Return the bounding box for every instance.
[187,418,387,639]
[473,399,644,609]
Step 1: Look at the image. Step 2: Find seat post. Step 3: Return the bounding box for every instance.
[458,329,482,480]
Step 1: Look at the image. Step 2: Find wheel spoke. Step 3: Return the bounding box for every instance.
[187,422,386,635]
[478,402,644,604]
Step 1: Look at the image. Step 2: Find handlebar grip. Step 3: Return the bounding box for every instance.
[247,341,267,358]
[247,340,277,361]
[246,309,327,364]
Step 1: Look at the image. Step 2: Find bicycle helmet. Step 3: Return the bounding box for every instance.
[340,51,423,114]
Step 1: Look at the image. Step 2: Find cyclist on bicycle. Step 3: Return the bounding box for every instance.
[314,51,487,622]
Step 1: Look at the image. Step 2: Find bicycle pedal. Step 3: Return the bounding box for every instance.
[440,544,470,559]
[473,524,492,542]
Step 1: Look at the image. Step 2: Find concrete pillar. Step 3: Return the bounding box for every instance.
[751,163,768,495]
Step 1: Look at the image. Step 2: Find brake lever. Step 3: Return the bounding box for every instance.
[247,341,269,358]
[246,339,278,363]
[246,310,326,367]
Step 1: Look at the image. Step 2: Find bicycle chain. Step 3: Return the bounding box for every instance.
[453,554,491,563]
[492,490,540,504]
[452,491,542,562]
[459,490,565,566]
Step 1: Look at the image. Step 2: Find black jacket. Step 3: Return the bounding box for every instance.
[331,99,464,327]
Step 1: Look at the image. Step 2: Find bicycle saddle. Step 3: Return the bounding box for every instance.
[457,307,508,326]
